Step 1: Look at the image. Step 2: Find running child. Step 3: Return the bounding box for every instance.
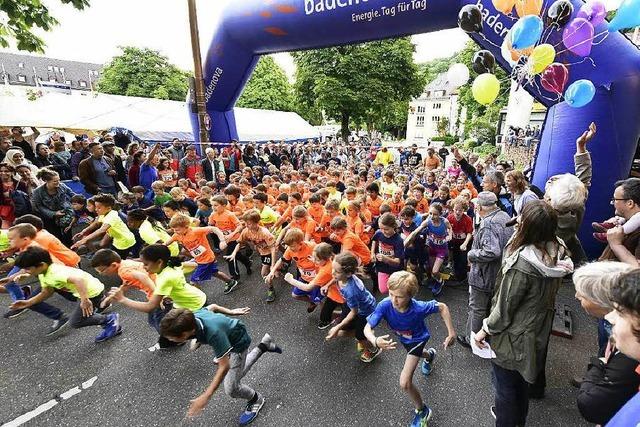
[405,203,452,297]
[159,307,282,425]
[325,252,380,363]
[371,212,405,294]
[165,214,239,294]
[209,195,251,280]
[14,214,80,267]
[225,210,277,302]
[447,197,473,282]
[364,271,456,427]
[10,246,121,342]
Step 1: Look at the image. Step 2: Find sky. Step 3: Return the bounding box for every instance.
[0,0,470,79]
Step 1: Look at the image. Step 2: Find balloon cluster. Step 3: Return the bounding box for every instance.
[455,0,640,108]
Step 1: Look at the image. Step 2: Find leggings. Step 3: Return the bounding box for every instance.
[320,297,345,324]
[377,272,391,294]
[224,343,265,401]
[226,241,251,279]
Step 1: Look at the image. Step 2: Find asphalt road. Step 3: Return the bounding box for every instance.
[0,257,594,427]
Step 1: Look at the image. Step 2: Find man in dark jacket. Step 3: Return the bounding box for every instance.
[458,191,513,348]
[78,143,117,195]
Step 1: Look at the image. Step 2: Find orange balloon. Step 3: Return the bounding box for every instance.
[515,0,542,16]
[505,33,533,61]
[492,0,516,14]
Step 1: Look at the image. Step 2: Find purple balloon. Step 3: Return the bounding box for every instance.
[563,18,595,57]
[577,0,608,27]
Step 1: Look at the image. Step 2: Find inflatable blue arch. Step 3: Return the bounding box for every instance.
[192,0,640,257]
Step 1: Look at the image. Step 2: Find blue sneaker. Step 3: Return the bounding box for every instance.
[95,313,122,343]
[431,278,444,297]
[421,348,437,376]
[410,405,432,427]
[239,393,265,425]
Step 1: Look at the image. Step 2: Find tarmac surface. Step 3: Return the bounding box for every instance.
[0,256,594,427]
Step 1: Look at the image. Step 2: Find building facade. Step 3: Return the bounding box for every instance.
[0,52,102,92]
[406,73,461,144]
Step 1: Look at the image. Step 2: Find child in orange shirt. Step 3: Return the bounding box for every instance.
[14,215,80,267]
[270,229,322,312]
[277,206,321,246]
[346,200,369,245]
[224,185,246,217]
[365,182,383,218]
[209,195,250,280]
[387,189,406,216]
[178,178,200,200]
[166,214,239,294]
[307,193,326,224]
[225,210,277,302]
[272,192,302,230]
[412,185,430,214]
[91,249,155,303]
[330,216,378,292]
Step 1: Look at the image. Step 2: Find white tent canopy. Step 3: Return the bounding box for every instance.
[0,87,319,142]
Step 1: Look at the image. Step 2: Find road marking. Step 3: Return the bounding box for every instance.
[1,376,97,427]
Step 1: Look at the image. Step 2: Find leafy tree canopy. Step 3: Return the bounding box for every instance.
[96,46,190,101]
[237,56,294,112]
[0,0,89,52]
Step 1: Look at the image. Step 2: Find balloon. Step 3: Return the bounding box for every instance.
[565,79,596,107]
[603,0,623,11]
[578,1,608,27]
[493,0,516,14]
[515,0,543,16]
[547,0,574,26]
[530,44,556,74]
[472,73,501,105]
[511,16,544,49]
[541,63,569,94]
[563,18,595,57]
[501,34,518,66]
[609,0,640,31]
[458,5,483,33]
[472,50,497,74]
[447,63,470,88]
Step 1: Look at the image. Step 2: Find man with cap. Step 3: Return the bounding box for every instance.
[78,142,117,195]
[458,191,513,348]
[407,144,422,168]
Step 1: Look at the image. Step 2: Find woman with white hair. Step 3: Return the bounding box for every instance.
[573,261,640,426]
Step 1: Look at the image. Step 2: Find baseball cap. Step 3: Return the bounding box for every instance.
[477,191,498,207]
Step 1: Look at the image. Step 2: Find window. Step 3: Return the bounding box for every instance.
[79,80,87,88]
[60,67,65,73]
[47,66,53,72]
[417,105,426,113]
[416,116,425,127]
[65,80,72,85]
[17,75,26,83]
[433,103,442,110]
[54,66,59,73]
[434,90,445,97]
[18,62,24,69]
[432,116,441,123]
[415,131,424,139]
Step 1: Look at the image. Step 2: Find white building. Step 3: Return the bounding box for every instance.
[406,73,462,144]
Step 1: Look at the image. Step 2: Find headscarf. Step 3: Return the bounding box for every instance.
[4,148,40,180]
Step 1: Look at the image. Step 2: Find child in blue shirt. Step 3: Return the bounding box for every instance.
[325,252,380,363]
[371,212,404,294]
[365,271,456,427]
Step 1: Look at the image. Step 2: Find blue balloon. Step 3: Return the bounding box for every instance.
[565,79,596,108]
[609,0,640,31]
[510,16,544,50]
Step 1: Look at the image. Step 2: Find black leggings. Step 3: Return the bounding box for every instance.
[226,241,251,279]
[320,297,344,324]
[341,305,368,341]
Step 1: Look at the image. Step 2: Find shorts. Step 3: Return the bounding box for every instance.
[191,261,219,283]
[341,305,368,341]
[292,285,324,304]
[428,245,448,260]
[402,340,428,357]
[260,255,272,266]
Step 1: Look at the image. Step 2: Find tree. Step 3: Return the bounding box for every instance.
[293,38,425,140]
[437,117,450,137]
[237,56,294,112]
[0,0,89,52]
[419,57,455,86]
[96,47,190,101]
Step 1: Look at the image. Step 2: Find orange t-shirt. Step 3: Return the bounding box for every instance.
[185,188,199,199]
[239,226,275,256]
[318,211,339,239]
[415,198,430,214]
[337,231,372,265]
[209,209,240,241]
[366,196,383,217]
[22,241,62,264]
[35,230,80,267]
[308,204,325,224]
[284,241,317,282]
[118,260,155,299]
[173,227,216,264]
[291,217,322,243]
[387,199,405,216]
[425,156,441,170]
[311,261,345,304]
[346,214,370,244]
[228,200,246,217]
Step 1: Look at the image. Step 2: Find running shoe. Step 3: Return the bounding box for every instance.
[238,393,265,425]
[3,308,26,319]
[265,288,275,303]
[431,278,444,297]
[224,279,239,294]
[95,313,122,343]
[410,405,432,427]
[360,347,381,363]
[317,320,333,330]
[421,348,437,376]
[47,316,69,336]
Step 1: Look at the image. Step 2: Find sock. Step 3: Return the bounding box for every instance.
[258,341,283,354]
[247,392,258,405]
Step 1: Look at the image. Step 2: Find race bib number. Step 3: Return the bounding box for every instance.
[430,236,446,246]
[452,232,466,240]
[300,268,317,280]
[189,245,206,258]
[395,330,413,340]
[222,229,232,236]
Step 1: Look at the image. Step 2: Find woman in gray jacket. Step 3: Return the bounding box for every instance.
[475,200,574,427]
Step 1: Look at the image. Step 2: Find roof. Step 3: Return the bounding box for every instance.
[0,52,102,90]
[0,87,319,142]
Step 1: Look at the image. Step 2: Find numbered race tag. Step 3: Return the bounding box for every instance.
[379,243,395,257]
[189,245,206,258]
[300,268,317,280]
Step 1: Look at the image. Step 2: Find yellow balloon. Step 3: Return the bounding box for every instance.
[492,0,516,14]
[472,73,501,105]
[515,0,542,16]
[531,44,556,74]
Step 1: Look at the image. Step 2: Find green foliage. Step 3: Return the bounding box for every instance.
[293,37,425,139]
[419,57,454,85]
[437,116,450,136]
[96,47,190,101]
[468,116,498,145]
[0,0,89,52]
[473,143,500,157]
[237,56,294,112]
[431,135,458,145]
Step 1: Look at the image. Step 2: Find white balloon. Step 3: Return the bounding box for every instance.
[447,63,470,88]
[500,31,517,67]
